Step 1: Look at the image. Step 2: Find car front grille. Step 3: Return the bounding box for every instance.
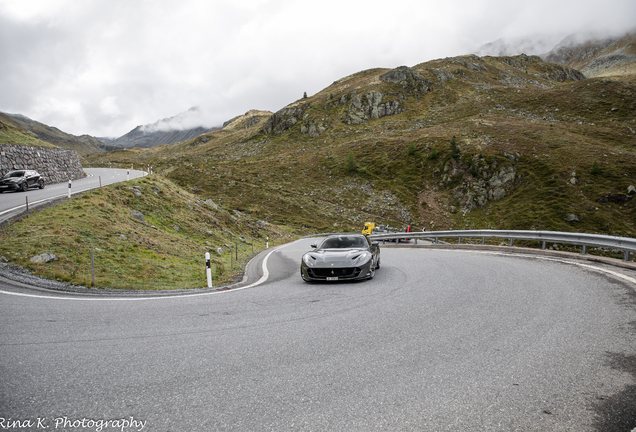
[308,267,361,279]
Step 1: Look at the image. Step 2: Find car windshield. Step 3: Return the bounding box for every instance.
[2,171,25,179]
[321,236,367,249]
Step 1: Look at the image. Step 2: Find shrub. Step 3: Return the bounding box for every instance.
[345,152,357,173]
[591,160,601,175]
[450,136,460,160]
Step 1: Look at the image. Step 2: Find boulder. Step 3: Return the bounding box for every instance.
[130,210,145,222]
[128,186,142,197]
[263,107,305,134]
[30,252,58,263]
[380,66,434,93]
[341,91,405,125]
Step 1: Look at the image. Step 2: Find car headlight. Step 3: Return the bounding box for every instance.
[351,252,369,266]
[302,254,316,266]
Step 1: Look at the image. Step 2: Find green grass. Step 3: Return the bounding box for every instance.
[0,176,295,289]
[0,121,57,148]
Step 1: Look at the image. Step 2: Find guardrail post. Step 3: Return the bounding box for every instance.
[509,239,514,247]
[458,237,462,244]
[582,245,588,255]
[482,237,485,245]
[414,238,418,245]
[435,237,438,244]
[542,241,546,250]
[625,251,631,262]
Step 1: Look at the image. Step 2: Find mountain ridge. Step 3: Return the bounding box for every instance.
[0,112,113,155]
[99,107,222,149]
[87,50,635,239]
[477,31,636,78]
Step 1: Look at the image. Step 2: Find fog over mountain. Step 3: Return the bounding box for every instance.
[1,0,634,138]
[476,27,636,57]
[475,34,563,57]
[99,107,220,148]
[139,107,210,133]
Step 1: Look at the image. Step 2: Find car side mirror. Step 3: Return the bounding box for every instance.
[372,241,379,246]
[311,244,317,249]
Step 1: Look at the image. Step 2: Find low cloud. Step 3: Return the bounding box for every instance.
[0,0,634,137]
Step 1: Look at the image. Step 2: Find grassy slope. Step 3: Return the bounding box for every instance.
[88,54,636,239]
[0,113,105,155]
[0,119,58,148]
[0,176,293,289]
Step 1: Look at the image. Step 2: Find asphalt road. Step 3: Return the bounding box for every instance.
[1,240,635,431]
[0,168,146,222]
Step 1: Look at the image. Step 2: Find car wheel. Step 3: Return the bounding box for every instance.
[367,262,376,279]
[38,180,44,189]
[20,182,28,192]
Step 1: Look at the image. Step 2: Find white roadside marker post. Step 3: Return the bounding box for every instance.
[127,170,130,181]
[68,180,71,198]
[205,252,212,288]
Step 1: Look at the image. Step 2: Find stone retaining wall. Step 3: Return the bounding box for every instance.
[0,144,85,184]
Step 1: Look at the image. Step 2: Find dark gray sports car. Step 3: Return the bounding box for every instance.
[300,234,380,282]
[0,170,45,192]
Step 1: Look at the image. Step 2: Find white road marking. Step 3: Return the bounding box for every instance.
[0,247,280,301]
[2,242,633,301]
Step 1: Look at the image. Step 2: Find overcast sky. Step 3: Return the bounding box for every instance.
[1,0,634,138]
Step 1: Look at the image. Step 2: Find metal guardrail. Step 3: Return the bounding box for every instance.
[368,229,636,262]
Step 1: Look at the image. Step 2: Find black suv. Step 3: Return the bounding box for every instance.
[0,170,45,192]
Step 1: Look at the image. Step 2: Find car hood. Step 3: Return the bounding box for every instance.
[306,248,369,266]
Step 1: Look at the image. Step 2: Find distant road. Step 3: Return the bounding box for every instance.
[0,168,146,222]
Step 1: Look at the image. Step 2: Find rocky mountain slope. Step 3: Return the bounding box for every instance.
[543,32,636,78]
[476,31,636,78]
[0,112,111,155]
[87,52,636,239]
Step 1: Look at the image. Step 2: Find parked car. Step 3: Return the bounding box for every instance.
[0,170,45,192]
[300,234,380,282]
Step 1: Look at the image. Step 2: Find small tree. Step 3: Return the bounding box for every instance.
[450,136,460,160]
[591,160,601,175]
[303,91,308,99]
[345,152,357,173]
[407,142,417,156]
[428,148,439,160]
